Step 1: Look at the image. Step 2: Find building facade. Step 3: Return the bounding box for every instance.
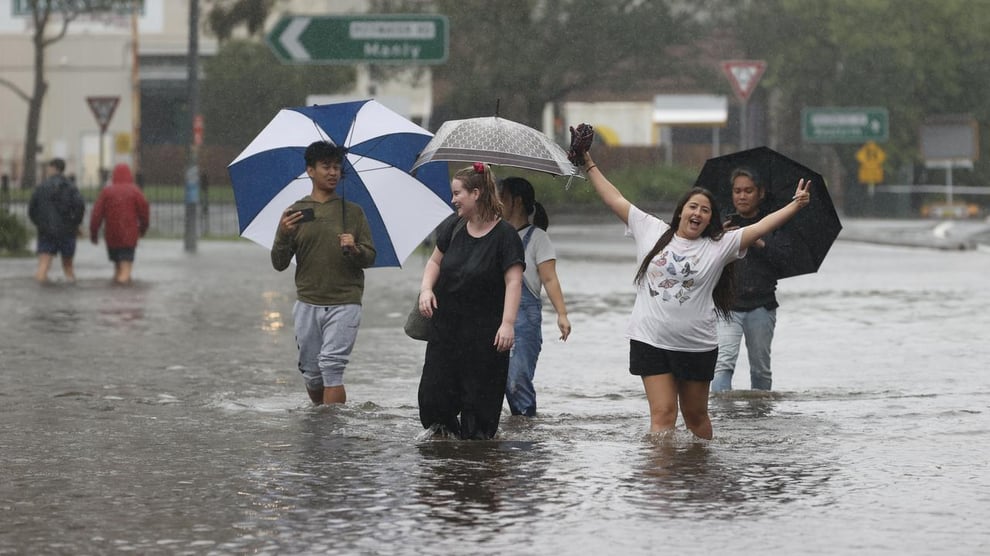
[0,0,432,189]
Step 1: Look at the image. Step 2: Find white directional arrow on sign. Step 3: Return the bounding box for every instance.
[280,17,311,62]
[267,15,448,64]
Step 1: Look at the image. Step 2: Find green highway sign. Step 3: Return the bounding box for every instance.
[802,107,889,143]
[267,14,448,64]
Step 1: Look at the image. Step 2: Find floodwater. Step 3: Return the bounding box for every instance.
[1,222,989,555]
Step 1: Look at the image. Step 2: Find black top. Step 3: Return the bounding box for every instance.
[28,174,85,238]
[433,213,525,336]
[729,211,790,312]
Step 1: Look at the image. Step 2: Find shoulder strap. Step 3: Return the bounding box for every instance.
[438,216,467,251]
[451,217,466,240]
[522,224,536,248]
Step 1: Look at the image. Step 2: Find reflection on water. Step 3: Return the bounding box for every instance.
[23,279,150,335]
[710,390,782,419]
[630,437,729,517]
[260,290,289,333]
[415,440,549,529]
[28,306,84,334]
[619,397,837,521]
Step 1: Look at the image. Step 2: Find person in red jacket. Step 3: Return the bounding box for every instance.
[90,163,150,284]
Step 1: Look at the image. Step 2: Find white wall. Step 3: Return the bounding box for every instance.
[556,101,657,147]
[0,0,171,187]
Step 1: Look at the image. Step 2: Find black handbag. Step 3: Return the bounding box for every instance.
[403,217,465,342]
[404,298,431,341]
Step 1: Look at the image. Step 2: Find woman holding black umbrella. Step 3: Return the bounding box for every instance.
[569,124,810,439]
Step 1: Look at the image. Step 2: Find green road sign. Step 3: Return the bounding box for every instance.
[802,107,889,143]
[267,14,448,64]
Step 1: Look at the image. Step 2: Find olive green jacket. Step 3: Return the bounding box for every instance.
[271,195,376,305]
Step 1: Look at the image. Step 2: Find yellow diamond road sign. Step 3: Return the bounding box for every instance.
[856,141,886,184]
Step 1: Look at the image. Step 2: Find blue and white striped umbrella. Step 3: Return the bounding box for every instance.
[228,100,453,267]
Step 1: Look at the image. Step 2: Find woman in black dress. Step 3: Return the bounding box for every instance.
[416,163,525,439]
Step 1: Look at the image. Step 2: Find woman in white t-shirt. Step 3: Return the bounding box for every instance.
[577,142,810,439]
[499,177,572,417]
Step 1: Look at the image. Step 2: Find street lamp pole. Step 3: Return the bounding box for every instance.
[130,0,141,180]
[184,0,200,253]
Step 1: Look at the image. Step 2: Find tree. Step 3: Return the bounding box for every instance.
[200,40,356,148]
[727,0,990,184]
[205,0,274,41]
[0,0,134,189]
[371,0,706,130]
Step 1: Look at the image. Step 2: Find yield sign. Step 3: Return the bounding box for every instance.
[86,96,120,133]
[721,60,767,102]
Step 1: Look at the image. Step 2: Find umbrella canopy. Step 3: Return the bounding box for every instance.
[694,146,842,278]
[228,100,453,268]
[411,116,581,177]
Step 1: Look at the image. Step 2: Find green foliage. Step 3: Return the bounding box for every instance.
[373,0,700,127]
[206,0,275,41]
[728,0,990,184]
[495,163,696,213]
[200,40,356,148]
[0,211,30,255]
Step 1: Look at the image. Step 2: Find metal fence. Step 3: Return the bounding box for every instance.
[1,187,242,239]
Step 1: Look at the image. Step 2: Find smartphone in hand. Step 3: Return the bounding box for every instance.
[295,208,316,223]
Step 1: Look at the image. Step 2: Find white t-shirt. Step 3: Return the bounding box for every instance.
[624,205,744,351]
[517,225,555,298]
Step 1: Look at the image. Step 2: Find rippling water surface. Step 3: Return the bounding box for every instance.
[1,223,988,555]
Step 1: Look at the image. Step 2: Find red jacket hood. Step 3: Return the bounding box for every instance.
[111,164,134,186]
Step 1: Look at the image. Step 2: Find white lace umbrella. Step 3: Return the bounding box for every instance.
[411,117,581,177]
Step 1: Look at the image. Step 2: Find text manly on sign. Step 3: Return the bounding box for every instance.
[267,15,448,64]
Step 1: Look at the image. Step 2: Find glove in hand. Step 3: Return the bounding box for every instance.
[567,123,594,166]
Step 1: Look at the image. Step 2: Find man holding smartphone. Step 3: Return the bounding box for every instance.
[271,141,376,405]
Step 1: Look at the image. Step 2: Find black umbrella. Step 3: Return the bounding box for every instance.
[694,146,842,279]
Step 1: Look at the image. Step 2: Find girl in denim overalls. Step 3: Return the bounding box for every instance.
[499,177,572,416]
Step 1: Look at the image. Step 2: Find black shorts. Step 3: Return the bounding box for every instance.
[107,247,136,262]
[629,339,717,382]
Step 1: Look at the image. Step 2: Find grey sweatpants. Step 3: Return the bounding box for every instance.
[293,301,362,389]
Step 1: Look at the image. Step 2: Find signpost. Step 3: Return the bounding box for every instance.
[267,14,448,64]
[802,107,888,143]
[193,114,204,147]
[86,96,120,184]
[721,60,766,150]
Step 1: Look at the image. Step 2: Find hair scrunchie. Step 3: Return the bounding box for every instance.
[473,162,485,174]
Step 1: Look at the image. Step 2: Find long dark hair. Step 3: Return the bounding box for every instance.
[500,176,549,230]
[633,187,736,318]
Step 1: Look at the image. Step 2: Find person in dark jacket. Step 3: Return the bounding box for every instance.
[712,168,792,392]
[28,158,85,283]
[89,163,150,284]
